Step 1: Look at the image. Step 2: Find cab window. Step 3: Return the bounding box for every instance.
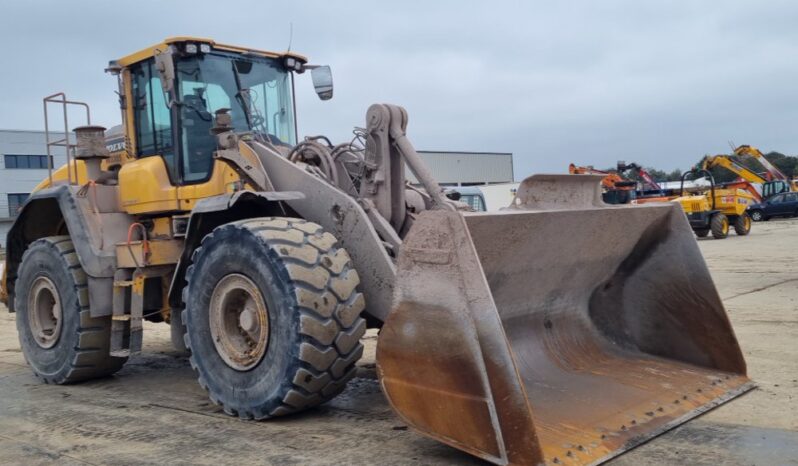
[461,194,486,212]
[174,53,297,184]
[131,60,177,180]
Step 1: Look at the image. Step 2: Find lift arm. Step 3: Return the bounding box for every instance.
[568,163,627,190]
[616,162,661,191]
[733,145,788,181]
[701,155,768,184]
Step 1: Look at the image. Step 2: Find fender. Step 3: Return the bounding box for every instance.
[4,185,134,313]
[167,190,305,308]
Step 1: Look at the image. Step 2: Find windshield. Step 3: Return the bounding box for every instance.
[763,180,789,199]
[176,52,296,182]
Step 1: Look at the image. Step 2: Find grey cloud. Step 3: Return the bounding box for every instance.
[1,0,796,176]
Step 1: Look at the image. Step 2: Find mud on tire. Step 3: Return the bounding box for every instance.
[182,218,366,419]
[14,236,127,384]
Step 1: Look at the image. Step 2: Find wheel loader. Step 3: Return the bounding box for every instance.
[0,37,753,465]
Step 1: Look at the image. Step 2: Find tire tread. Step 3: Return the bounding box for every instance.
[183,217,366,419]
[16,237,126,384]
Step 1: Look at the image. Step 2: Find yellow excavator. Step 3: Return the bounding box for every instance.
[702,145,797,200]
[0,38,752,465]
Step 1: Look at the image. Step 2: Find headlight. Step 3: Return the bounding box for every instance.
[200,43,211,53]
[185,43,198,54]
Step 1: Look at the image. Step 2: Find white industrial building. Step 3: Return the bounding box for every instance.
[413,151,514,186]
[0,129,513,248]
[0,130,67,248]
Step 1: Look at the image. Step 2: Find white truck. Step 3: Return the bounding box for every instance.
[447,182,520,211]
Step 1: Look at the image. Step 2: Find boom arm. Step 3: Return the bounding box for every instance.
[568,163,626,190]
[733,145,788,181]
[617,162,661,190]
[701,155,768,184]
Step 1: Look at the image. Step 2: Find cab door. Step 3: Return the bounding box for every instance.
[765,194,785,216]
[782,193,798,216]
[171,61,242,210]
[118,59,181,215]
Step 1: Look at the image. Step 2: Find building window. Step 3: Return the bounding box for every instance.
[7,193,29,216]
[4,154,53,169]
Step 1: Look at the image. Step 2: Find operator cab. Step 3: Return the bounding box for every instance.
[109,38,332,214]
[762,179,791,199]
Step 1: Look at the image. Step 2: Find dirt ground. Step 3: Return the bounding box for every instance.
[0,219,796,465]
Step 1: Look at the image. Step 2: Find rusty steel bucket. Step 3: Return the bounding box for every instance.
[377,174,753,465]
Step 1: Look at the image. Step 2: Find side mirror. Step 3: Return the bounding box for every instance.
[311,66,333,100]
[154,48,175,94]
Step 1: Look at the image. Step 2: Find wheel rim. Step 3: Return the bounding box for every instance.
[752,211,761,221]
[209,274,270,371]
[722,218,729,235]
[745,216,751,230]
[28,276,62,349]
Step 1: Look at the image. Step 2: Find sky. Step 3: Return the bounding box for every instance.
[1,0,797,177]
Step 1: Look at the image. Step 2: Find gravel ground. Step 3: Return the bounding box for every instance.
[0,219,796,465]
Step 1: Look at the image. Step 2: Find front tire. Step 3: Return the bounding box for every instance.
[183,218,366,419]
[695,229,710,238]
[734,213,752,236]
[710,213,729,239]
[14,236,126,384]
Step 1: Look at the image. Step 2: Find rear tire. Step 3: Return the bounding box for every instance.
[183,218,366,419]
[750,210,764,222]
[695,229,710,238]
[710,213,729,239]
[734,214,752,236]
[14,236,126,384]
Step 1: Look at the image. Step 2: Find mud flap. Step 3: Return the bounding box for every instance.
[377,175,753,465]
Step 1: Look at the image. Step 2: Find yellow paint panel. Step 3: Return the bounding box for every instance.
[115,37,307,67]
[31,160,95,192]
[118,156,180,214]
[176,160,243,210]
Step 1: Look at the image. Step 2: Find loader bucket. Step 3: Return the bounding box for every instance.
[377,174,753,465]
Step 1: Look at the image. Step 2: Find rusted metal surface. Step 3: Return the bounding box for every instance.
[27,276,62,349]
[208,273,270,371]
[378,174,752,465]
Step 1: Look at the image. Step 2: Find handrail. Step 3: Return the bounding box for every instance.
[43,93,91,186]
[681,168,716,210]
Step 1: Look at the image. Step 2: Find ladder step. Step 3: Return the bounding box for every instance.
[114,280,134,287]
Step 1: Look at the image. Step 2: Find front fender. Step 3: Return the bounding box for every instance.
[166,190,304,308]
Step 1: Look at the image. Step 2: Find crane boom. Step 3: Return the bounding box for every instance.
[701,155,768,184]
[616,161,661,191]
[733,145,788,181]
[702,149,795,199]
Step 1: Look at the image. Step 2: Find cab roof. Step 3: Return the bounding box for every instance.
[113,36,308,68]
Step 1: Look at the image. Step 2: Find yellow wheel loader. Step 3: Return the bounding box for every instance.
[0,38,753,465]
